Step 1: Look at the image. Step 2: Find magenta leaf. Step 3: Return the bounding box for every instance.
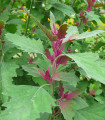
[86,0,95,12]
[57,24,68,39]
[38,67,52,84]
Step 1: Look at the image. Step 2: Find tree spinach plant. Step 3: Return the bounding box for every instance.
[0,0,105,120]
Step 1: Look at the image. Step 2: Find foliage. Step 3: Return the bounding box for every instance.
[0,0,105,120]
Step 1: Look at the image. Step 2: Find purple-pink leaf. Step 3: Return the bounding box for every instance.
[57,24,68,39]
[38,67,52,84]
[86,0,95,12]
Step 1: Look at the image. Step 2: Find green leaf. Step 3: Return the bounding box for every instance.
[74,103,105,120]
[5,33,44,54]
[0,62,18,102]
[0,85,55,120]
[0,8,9,22]
[53,71,79,86]
[7,19,24,25]
[22,65,41,77]
[60,97,88,120]
[63,26,78,42]
[86,11,101,25]
[66,53,105,84]
[52,2,75,16]
[63,30,105,43]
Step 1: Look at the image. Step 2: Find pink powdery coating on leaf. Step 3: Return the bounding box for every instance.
[46,40,69,68]
[51,23,58,35]
[58,83,81,101]
[86,0,95,12]
[45,49,54,65]
[56,56,69,67]
[38,67,52,84]
[59,101,72,110]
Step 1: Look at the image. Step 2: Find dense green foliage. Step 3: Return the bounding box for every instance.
[0,0,105,120]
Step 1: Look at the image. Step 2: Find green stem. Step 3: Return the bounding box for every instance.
[25,0,33,36]
[52,54,66,75]
[0,36,3,104]
[0,0,1,14]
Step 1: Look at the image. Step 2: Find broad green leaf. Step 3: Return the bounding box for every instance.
[60,97,88,120]
[0,62,18,102]
[5,33,44,54]
[52,2,75,16]
[0,85,55,120]
[66,53,105,84]
[74,103,105,120]
[63,30,105,43]
[22,65,41,77]
[52,71,79,86]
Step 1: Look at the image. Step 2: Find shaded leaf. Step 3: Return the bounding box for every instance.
[74,103,105,120]
[0,85,55,120]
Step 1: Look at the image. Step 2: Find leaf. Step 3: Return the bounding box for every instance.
[28,13,58,41]
[50,11,57,35]
[0,85,55,120]
[22,65,41,77]
[74,103,105,120]
[86,11,101,25]
[0,8,9,22]
[5,33,44,54]
[57,24,68,39]
[7,19,24,25]
[63,26,78,43]
[63,30,105,43]
[52,2,75,16]
[0,62,18,102]
[0,21,4,29]
[66,52,105,84]
[59,97,88,120]
[52,71,79,86]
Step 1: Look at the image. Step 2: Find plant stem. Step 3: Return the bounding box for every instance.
[25,0,33,36]
[52,54,66,75]
[0,36,3,103]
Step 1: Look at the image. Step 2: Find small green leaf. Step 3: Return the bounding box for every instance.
[22,65,41,77]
